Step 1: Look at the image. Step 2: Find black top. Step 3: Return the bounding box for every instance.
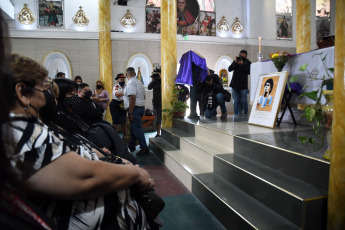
[228,58,251,90]
[148,79,162,108]
[75,98,104,126]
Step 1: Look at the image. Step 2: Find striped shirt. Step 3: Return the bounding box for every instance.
[6,114,147,230]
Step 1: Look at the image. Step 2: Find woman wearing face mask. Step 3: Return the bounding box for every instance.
[92,80,109,120]
[109,73,127,135]
[6,54,154,230]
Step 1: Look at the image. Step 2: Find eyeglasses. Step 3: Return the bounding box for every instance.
[35,80,54,93]
[33,87,53,94]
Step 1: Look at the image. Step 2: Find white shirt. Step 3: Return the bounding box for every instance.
[112,84,125,101]
[124,77,145,109]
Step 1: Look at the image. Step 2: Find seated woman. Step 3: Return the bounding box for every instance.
[6,54,154,229]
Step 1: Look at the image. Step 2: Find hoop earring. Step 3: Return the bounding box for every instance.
[23,104,30,111]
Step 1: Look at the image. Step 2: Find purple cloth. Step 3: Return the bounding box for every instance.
[285,82,302,95]
[175,50,208,86]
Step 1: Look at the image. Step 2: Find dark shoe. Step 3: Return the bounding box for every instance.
[187,114,200,120]
[221,113,227,119]
[128,145,136,152]
[137,148,149,155]
[155,134,161,138]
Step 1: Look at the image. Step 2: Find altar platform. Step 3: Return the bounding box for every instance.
[149,116,329,230]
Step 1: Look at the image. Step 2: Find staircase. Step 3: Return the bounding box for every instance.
[149,118,329,230]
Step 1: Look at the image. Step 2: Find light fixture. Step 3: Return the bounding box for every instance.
[231,17,244,35]
[121,9,136,29]
[17,3,36,25]
[72,6,89,27]
[217,16,230,34]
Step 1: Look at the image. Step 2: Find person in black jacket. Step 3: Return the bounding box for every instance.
[228,50,251,114]
[147,67,162,137]
[202,73,227,119]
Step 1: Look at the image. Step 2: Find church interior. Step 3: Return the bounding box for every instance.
[1,0,345,229]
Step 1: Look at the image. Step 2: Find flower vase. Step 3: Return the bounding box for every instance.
[322,90,333,160]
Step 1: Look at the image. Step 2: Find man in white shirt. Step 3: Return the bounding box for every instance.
[124,67,149,155]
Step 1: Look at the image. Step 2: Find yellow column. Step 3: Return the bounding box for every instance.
[296,0,311,53]
[328,0,345,228]
[99,0,113,123]
[161,0,177,127]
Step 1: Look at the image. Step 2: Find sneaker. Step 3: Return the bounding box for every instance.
[128,145,136,152]
[136,148,149,155]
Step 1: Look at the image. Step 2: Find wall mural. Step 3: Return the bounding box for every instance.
[145,0,215,37]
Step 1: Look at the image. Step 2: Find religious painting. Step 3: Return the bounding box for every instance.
[146,7,161,33]
[197,0,215,12]
[219,69,228,87]
[38,0,63,28]
[316,0,330,18]
[316,19,331,41]
[275,0,292,15]
[249,71,288,128]
[276,16,292,40]
[178,21,199,36]
[177,0,200,28]
[146,0,161,7]
[199,11,216,36]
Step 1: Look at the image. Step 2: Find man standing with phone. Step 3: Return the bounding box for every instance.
[228,50,251,114]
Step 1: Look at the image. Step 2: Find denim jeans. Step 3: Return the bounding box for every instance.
[205,93,227,118]
[231,88,248,114]
[129,107,147,150]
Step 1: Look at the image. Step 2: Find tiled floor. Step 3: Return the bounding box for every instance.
[132,132,226,230]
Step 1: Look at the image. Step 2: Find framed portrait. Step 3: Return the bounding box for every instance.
[316,19,330,41]
[146,0,161,7]
[275,0,292,15]
[248,71,288,129]
[178,21,199,36]
[146,7,161,33]
[199,11,216,36]
[316,0,330,18]
[38,0,63,28]
[177,0,199,28]
[276,16,292,40]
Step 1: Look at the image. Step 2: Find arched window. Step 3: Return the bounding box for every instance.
[126,53,153,87]
[215,55,234,87]
[42,51,72,79]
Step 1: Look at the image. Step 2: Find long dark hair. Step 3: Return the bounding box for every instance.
[53,78,77,105]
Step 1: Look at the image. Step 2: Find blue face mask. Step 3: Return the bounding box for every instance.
[119,81,125,87]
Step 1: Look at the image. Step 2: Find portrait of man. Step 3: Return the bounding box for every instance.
[177,0,199,28]
[256,77,278,112]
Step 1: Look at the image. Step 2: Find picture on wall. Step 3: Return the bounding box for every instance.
[146,7,161,33]
[316,0,330,17]
[316,19,331,41]
[38,0,63,27]
[178,21,199,35]
[177,0,200,28]
[197,0,215,12]
[276,16,292,40]
[199,11,216,36]
[275,0,292,15]
[248,71,288,128]
[146,0,161,7]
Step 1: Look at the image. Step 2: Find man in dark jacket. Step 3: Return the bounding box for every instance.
[228,50,251,114]
[202,73,227,119]
[147,68,162,137]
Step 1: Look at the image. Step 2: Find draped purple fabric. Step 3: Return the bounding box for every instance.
[285,82,302,95]
[175,50,208,86]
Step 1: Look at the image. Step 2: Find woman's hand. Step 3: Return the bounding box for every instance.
[136,167,155,190]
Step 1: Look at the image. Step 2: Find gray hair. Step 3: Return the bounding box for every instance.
[126,67,136,77]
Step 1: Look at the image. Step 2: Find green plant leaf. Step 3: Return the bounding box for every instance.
[300,85,308,92]
[289,75,299,83]
[302,91,318,101]
[299,136,307,143]
[307,137,315,144]
[299,63,308,71]
[328,68,334,73]
[305,106,316,122]
[322,55,327,61]
[287,82,291,92]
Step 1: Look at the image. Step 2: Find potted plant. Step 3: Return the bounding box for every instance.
[162,86,189,118]
[288,53,334,158]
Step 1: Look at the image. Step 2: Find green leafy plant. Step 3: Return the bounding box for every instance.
[162,86,189,117]
[287,53,334,150]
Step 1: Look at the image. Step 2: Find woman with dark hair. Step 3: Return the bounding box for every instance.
[92,80,110,120]
[5,54,154,229]
[74,75,82,84]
